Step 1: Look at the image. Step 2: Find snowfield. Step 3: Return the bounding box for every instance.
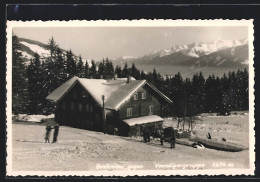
[14,114,54,123]
[19,41,50,57]
[11,113,250,172]
[164,113,249,147]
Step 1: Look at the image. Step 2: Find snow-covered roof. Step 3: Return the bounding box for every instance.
[78,78,145,110]
[46,76,172,110]
[123,115,163,126]
[115,77,136,81]
[46,76,78,102]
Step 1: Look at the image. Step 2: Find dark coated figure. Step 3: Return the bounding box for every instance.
[52,124,60,143]
[143,127,151,143]
[207,132,212,139]
[156,129,164,145]
[169,130,176,149]
[45,123,52,143]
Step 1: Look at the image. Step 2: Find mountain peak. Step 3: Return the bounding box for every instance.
[113,38,249,69]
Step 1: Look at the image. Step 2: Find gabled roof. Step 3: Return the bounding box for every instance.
[46,76,172,110]
[46,76,79,103]
[78,78,145,110]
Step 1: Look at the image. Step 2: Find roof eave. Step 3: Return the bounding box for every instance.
[113,80,147,111]
[146,82,173,104]
[46,78,79,103]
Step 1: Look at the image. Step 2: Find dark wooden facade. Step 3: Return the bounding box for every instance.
[55,83,103,131]
[116,84,169,136]
[54,81,171,136]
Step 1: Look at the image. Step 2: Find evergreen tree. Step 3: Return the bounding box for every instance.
[122,63,129,77]
[12,34,28,114]
[76,55,84,77]
[66,50,76,77]
[54,47,67,83]
[89,60,97,78]
[140,70,146,80]
[205,75,219,113]
[46,37,58,60]
[27,53,45,114]
[236,69,249,110]
[98,59,105,78]
[115,65,122,78]
[103,58,114,79]
[84,61,90,78]
[185,77,199,131]
[163,75,171,96]
[170,72,185,117]
[241,69,249,110]
[228,71,239,110]
[130,63,141,80]
[191,72,206,113]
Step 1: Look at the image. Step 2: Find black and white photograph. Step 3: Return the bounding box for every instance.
[6,20,255,176]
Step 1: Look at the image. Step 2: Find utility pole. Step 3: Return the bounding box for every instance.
[102,95,106,134]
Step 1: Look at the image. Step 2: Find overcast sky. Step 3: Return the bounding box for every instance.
[13,26,248,60]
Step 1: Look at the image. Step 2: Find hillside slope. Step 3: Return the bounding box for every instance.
[12,117,249,171]
[16,37,91,65]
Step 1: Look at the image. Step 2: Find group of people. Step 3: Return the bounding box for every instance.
[45,123,60,143]
[142,127,176,149]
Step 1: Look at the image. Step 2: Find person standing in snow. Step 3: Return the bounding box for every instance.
[143,128,147,143]
[52,124,60,143]
[207,132,212,139]
[144,127,151,142]
[159,129,164,146]
[143,127,150,143]
[44,123,52,143]
[146,128,151,142]
[169,129,176,149]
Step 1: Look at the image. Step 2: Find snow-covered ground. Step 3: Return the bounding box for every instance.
[164,112,249,147]
[13,114,54,123]
[12,113,250,171]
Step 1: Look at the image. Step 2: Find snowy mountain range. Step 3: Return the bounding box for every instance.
[114,39,249,68]
[16,37,249,69]
[16,37,91,65]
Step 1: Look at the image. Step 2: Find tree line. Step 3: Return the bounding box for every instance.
[12,35,249,117]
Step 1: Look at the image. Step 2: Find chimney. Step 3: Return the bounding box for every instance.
[127,75,130,84]
[114,74,118,80]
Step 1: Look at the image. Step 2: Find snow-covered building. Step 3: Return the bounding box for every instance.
[46,76,173,136]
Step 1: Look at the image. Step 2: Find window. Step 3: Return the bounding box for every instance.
[149,105,153,115]
[70,102,75,110]
[78,103,83,111]
[86,104,93,113]
[133,93,138,100]
[81,90,88,98]
[127,108,132,117]
[141,92,146,99]
[86,104,89,112]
